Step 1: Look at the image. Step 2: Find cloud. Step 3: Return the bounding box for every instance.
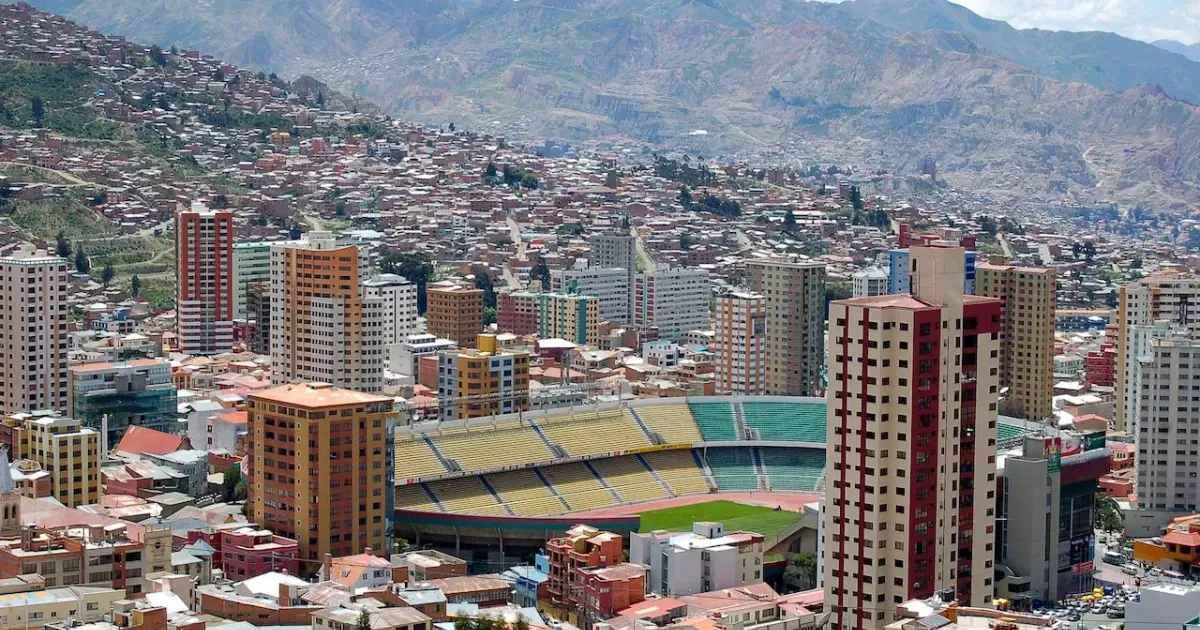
[952,0,1199,45]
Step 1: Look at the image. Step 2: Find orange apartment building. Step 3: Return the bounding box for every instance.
[546,525,623,610]
[246,382,394,562]
[425,282,484,347]
[712,292,766,395]
[175,203,235,356]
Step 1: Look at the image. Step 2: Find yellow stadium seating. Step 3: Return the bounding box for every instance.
[394,483,441,512]
[635,405,702,444]
[486,469,567,516]
[590,456,669,503]
[541,462,616,511]
[431,423,553,473]
[427,476,507,516]
[538,410,650,457]
[394,437,449,480]
[642,450,711,496]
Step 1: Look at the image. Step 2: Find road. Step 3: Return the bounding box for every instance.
[735,228,752,251]
[0,161,91,186]
[507,215,526,259]
[998,233,1014,258]
[632,224,655,273]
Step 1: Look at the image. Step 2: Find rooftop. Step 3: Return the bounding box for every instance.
[251,383,392,409]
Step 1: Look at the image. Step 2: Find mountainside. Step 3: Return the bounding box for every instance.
[14,0,1200,209]
[1154,40,1200,62]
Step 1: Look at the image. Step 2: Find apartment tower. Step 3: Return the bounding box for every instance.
[824,246,1001,630]
[1115,274,1200,432]
[975,264,1056,421]
[437,334,530,420]
[175,203,235,355]
[712,292,766,395]
[0,244,69,413]
[363,273,419,344]
[247,382,394,560]
[3,412,101,507]
[425,282,484,347]
[270,232,384,392]
[747,260,826,396]
[633,268,711,342]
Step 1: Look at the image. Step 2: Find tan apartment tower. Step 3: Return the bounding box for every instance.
[746,260,826,396]
[975,263,1056,421]
[426,282,484,347]
[824,246,1001,630]
[269,232,384,392]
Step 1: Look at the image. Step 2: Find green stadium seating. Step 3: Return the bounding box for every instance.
[689,403,738,441]
[741,402,826,442]
[760,447,825,492]
[706,448,759,491]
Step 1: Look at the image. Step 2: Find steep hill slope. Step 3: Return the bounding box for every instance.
[16,0,1200,208]
[1154,40,1200,63]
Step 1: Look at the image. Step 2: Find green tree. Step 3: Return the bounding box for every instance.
[849,185,863,212]
[535,257,551,291]
[101,263,115,287]
[130,274,141,298]
[222,464,241,502]
[380,253,434,313]
[783,209,797,234]
[783,552,818,591]
[148,45,167,66]
[75,249,90,274]
[472,265,497,308]
[520,173,539,190]
[316,91,325,109]
[30,96,44,128]
[355,610,371,630]
[483,306,497,326]
[1095,492,1123,532]
[485,162,498,178]
[980,216,998,237]
[54,231,71,259]
[824,281,853,317]
[211,194,229,209]
[1083,241,1097,261]
[677,185,692,207]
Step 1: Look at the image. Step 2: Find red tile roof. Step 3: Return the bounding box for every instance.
[114,426,189,456]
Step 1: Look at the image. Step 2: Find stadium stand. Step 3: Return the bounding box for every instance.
[741,402,825,442]
[689,402,738,441]
[706,448,760,491]
[431,423,553,473]
[760,447,825,492]
[998,422,1031,441]
[538,410,651,457]
[427,476,508,516]
[641,449,711,496]
[591,456,670,503]
[486,469,565,516]
[635,404,703,444]
[394,437,448,480]
[395,483,443,512]
[541,462,616,511]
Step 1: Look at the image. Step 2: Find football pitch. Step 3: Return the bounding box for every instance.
[636,499,802,539]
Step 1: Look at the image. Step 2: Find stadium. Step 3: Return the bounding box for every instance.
[392,395,1046,568]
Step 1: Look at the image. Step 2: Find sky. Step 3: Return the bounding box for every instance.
[950,0,1200,45]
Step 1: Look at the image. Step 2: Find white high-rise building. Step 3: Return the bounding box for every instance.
[712,292,766,395]
[634,268,711,341]
[0,245,69,413]
[589,233,637,322]
[1129,334,1200,537]
[175,203,235,355]
[364,274,419,343]
[1116,275,1200,431]
[824,246,1000,630]
[270,232,385,392]
[551,267,632,324]
[851,266,889,297]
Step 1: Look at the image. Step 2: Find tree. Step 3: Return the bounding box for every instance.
[131,274,141,298]
[75,249,90,274]
[380,253,434,313]
[1083,241,1097,262]
[783,209,797,234]
[485,162,498,178]
[520,173,539,190]
[535,257,551,291]
[824,281,853,317]
[1071,241,1082,260]
[355,610,371,630]
[30,96,44,128]
[101,263,115,287]
[677,185,692,207]
[211,194,229,209]
[1095,492,1123,532]
[483,306,497,326]
[980,216,998,237]
[222,464,241,502]
[448,122,456,132]
[472,265,497,309]
[316,91,325,109]
[849,185,863,212]
[54,231,71,259]
[783,551,818,591]
[148,45,167,66]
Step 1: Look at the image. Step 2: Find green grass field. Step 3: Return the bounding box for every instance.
[637,500,801,539]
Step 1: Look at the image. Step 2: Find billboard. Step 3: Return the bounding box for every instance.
[1084,432,1107,451]
[1045,437,1062,473]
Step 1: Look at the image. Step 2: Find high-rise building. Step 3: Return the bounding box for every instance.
[2,411,101,507]
[633,268,710,341]
[851,267,889,298]
[246,282,271,355]
[175,203,235,355]
[497,291,540,336]
[247,382,395,561]
[824,246,1001,630]
[0,244,68,414]
[976,263,1056,421]
[537,292,601,347]
[1129,334,1200,537]
[888,249,977,295]
[551,268,632,323]
[363,273,419,344]
[1115,275,1200,432]
[233,242,272,320]
[270,232,385,392]
[712,292,766,395]
[747,260,825,396]
[68,359,178,448]
[437,334,530,420]
[425,282,484,347]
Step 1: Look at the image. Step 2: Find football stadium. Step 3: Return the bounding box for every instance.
[393,395,1045,567]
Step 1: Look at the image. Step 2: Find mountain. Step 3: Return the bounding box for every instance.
[15,0,1200,209]
[1153,40,1200,62]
